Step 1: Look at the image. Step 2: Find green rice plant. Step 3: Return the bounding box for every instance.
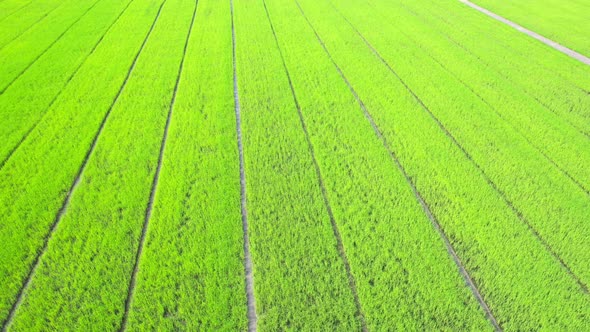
[261,0,494,329]
[0,0,102,91]
[0,0,165,324]
[340,0,590,291]
[0,0,134,165]
[234,0,369,329]
[126,0,247,329]
[6,0,196,329]
[357,0,590,194]
[321,0,590,329]
[0,0,34,22]
[5,0,198,328]
[390,0,590,131]
[472,0,590,56]
[0,0,63,48]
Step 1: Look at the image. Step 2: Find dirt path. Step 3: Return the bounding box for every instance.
[459,0,590,66]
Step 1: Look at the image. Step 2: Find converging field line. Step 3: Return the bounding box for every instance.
[262,1,368,330]
[0,0,104,94]
[331,6,589,295]
[0,2,166,330]
[118,1,199,330]
[0,0,136,173]
[459,0,590,66]
[230,0,258,330]
[295,2,503,330]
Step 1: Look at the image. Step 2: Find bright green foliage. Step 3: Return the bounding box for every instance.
[327,0,590,329]
[0,0,165,323]
[0,0,63,48]
[0,0,133,164]
[233,0,359,329]
[0,0,33,22]
[1,0,590,330]
[358,0,590,193]
[7,0,195,329]
[472,0,590,56]
[126,0,247,329]
[262,0,491,329]
[402,0,590,133]
[0,0,102,91]
[344,0,590,291]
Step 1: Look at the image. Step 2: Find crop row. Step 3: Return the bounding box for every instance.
[233,0,360,329]
[125,0,247,329]
[0,0,166,326]
[361,0,590,290]
[0,0,111,92]
[0,1,38,23]
[0,0,63,48]
[472,0,590,56]
[5,0,197,329]
[0,0,134,166]
[365,0,590,193]
[308,0,590,329]
[408,0,590,131]
[354,0,590,285]
[255,0,495,329]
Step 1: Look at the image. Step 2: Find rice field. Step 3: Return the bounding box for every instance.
[1,0,589,330]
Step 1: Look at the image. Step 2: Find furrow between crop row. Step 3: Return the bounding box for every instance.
[231,0,257,330]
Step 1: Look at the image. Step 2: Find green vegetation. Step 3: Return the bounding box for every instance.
[5,0,197,329]
[126,0,246,329]
[0,0,102,91]
[472,0,590,56]
[0,0,63,48]
[1,0,589,330]
[234,0,359,329]
[0,0,134,165]
[0,0,166,324]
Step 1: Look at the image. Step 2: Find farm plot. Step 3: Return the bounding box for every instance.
[1,0,589,330]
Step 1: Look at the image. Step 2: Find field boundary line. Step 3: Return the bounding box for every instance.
[0,2,166,329]
[459,0,590,66]
[0,0,136,173]
[262,1,368,330]
[118,1,199,330]
[0,0,104,94]
[0,1,66,52]
[399,0,590,95]
[294,1,503,329]
[230,0,257,330]
[391,1,590,122]
[331,5,589,295]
